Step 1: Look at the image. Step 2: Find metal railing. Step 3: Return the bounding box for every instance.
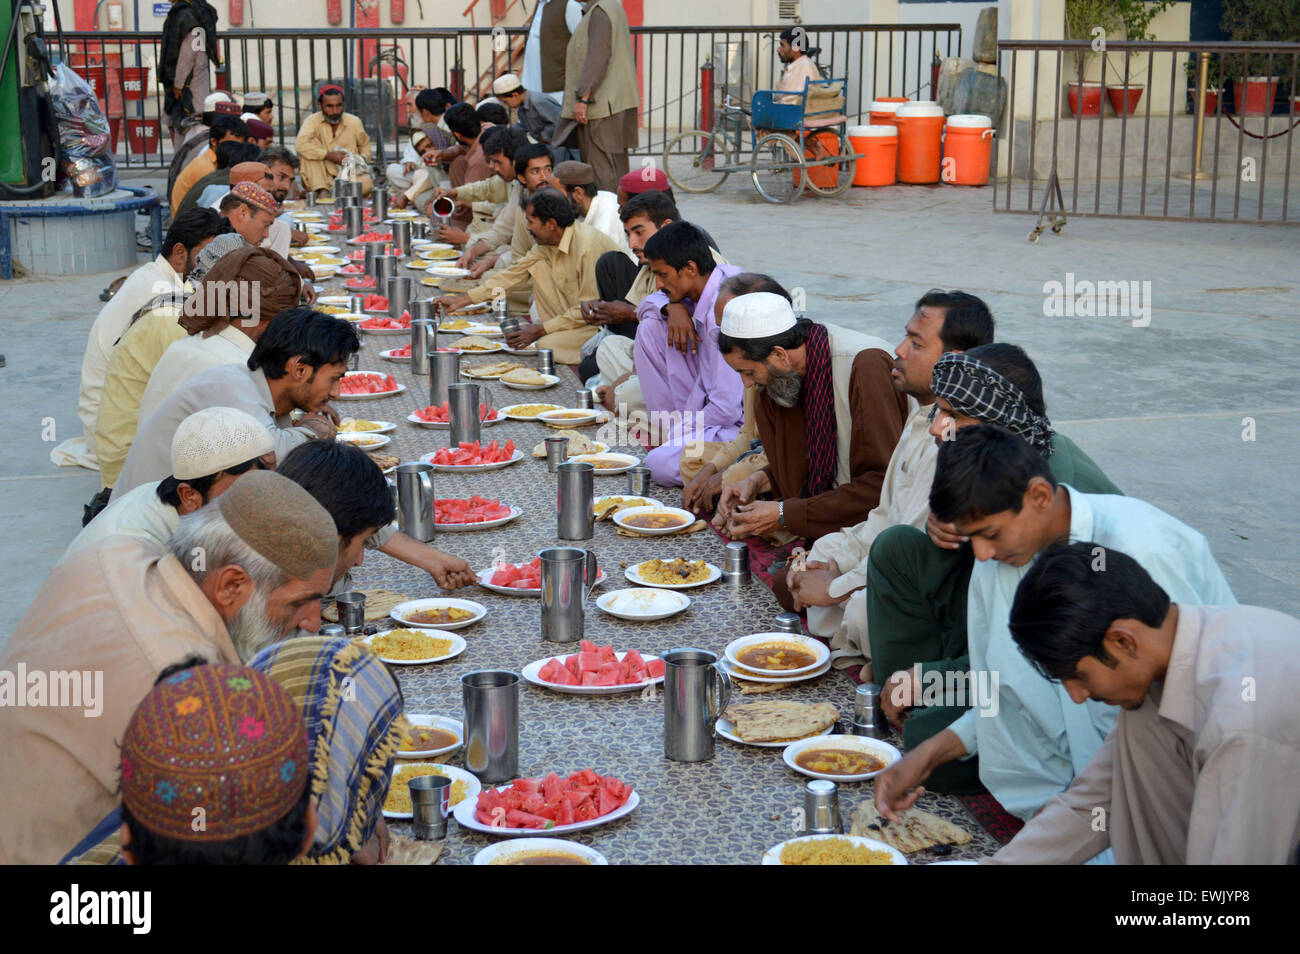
[996,40,1300,225]
[52,23,960,170]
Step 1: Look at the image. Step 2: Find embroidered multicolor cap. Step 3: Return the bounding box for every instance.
[229,180,282,217]
[119,663,309,842]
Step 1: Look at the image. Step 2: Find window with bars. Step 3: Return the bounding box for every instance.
[777,1,802,23]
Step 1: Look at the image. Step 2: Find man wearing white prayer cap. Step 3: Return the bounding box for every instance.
[715,291,910,610]
[63,407,275,560]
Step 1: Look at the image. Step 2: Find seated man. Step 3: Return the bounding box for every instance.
[0,470,337,863]
[872,425,1236,821]
[65,406,273,559]
[865,344,1125,789]
[112,305,355,499]
[616,167,674,207]
[634,222,744,485]
[715,293,908,554]
[435,190,620,365]
[242,91,275,126]
[175,139,261,216]
[218,181,282,248]
[171,113,249,213]
[586,190,721,400]
[70,662,316,865]
[427,103,489,237]
[190,156,272,214]
[984,543,1300,865]
[387,94,430,194]
[58,208,229,474]
[494,72,562,148]
[278,439,476,597]
[444,129,536,278]
[258,145,312,250]
[786,291,995,670]
[775,27,823,103]
[246,116,275,149]
[457,141,553,276]
[295,85,373,198]
[94,233,248,494]
[548,160,630,253]
[390,130,440,211]
[139,244,303,421]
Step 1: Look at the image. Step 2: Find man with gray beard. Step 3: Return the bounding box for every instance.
[715,293,908,586]
[0,470,337,864]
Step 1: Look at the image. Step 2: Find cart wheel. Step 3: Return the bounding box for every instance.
[750,133,806,204]
[805,133,857,198]
[1051,224,1065,234]
[663,130,734,194]
[1027,230,1041,244]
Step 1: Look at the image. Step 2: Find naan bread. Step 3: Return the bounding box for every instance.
[849,800,972,854]
[321,588,409,623]
[724,700,839,743]
[463,361,523,378]
[531,430,600,457]
[501,366,550,386]
[449,334,497,351]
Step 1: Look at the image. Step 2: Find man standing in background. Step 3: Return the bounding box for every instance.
[522,0,585,107]
[556,0,639,192]
[158,0,222,150]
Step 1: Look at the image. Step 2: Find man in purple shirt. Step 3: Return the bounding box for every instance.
[637,222,745,485]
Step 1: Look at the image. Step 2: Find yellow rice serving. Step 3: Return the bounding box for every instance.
[636,558,711,584]
[385,764,469,813]
[779,838,895,865]
[369,629,454,661]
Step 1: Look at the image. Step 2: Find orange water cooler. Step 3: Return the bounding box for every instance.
[942,114,995,185]
[867,97,908,126]
[847,125,898,186]
[894,101,945,184]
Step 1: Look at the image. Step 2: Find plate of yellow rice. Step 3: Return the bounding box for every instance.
[383,762,481,819]
[762,834,907,865]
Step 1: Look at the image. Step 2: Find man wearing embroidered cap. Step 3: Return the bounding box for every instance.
[295,85,374,198]
[65,406,274,559]
[0,470,338,863]
[114,663,315,864]
[716,292,909,558]
[242,91,275,126]
[219,181,282,247]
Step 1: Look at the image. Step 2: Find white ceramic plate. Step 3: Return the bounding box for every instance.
[724,633,832,679]
[714,716,834,749]
[380,347,412,362]
[500,402,562,421]
[406,409,504,428]
[719,656,832,685]
[404,259,433,269]
[300,244,339,254]
[317,294,351,305]
[435,504,521,532]
[445,341,504,355]
[461,364,524,381]
[336,432,392,452]
[337,419,397,435]
[536,407,601,427]
[473,838,608,865]
[347,235,395,247]
[475,564,605,596]
[611,505,697,536]
[385,210,421,220]
[529,441,609,460]
[342,278,380,291]
[420,449,525,473]
[762,834,907,866]
[388,597,488,631]
[454,787,640,837]
[438,321,500,337]
[337,373,405,400]
[383,762,481,820]
[595,587,690,622]
[567,452,640,475]
[522,651,664,695]
[624,560,722,590]
[360,629,467,665]
[502,344,541,356]
[312,267,339,280]
[357,323,410,337]
[593,494,663,515]
[781,735,903,782]
[426,264,470,278]
[396,714,463,760]
[501,373,561,390]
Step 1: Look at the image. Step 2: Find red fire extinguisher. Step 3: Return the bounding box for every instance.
[327,0,343,25]
[229,0,243,27]
[391,0,405,25]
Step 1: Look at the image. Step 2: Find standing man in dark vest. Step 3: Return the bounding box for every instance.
[555,0,639,193]
[158,0,222,150]
[522,0,584,161]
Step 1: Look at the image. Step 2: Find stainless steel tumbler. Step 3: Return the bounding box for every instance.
[461,670,520,783]
[395,462,436,542]
[663,648,732,762]
[539,547,598,644]
[556,461,595,540]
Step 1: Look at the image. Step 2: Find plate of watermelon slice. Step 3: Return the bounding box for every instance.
[433,497,521,530]
[522,641,665,695]
[476,557,605,595]
[421,440,523,472]
[454,769,639,837]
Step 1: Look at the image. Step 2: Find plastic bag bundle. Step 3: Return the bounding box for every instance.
[49,62,118,197]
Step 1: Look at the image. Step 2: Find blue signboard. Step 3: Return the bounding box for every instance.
[153,3,173,16]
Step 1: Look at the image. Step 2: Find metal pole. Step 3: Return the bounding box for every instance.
[1177,51,1211,180]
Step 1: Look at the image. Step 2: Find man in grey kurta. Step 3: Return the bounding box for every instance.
[555,0,640,192]
[986,543,1300,865]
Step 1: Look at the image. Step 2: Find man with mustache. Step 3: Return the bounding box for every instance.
[715,293,908,568]
[295,85,374,198]
[0,470,338,863]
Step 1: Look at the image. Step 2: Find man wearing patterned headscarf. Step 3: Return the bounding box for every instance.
[0,471,338,863]
[138,244,305,421]
[863,343,1123,794]
[94,232,249,494]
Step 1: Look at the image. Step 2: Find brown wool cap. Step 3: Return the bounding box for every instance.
[552,160,595,186]
[216,470,338,580]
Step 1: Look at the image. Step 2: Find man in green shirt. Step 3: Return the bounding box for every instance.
[865,343,1122,792]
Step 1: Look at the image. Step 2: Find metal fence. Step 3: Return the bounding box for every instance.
[995,40,1300,226]
[53,23,961,170]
